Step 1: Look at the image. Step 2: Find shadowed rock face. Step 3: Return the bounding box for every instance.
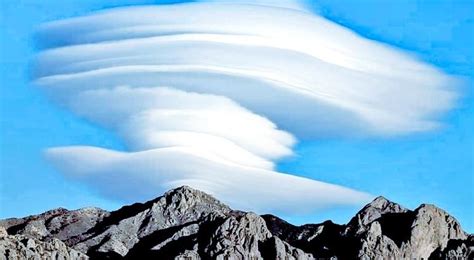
[1,186,472,259]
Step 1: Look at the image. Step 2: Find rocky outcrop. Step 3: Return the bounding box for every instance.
[345,196,409,236]
[355,203,468,259]
[264,196,470,260]
[429,235,474,259]
[0,226,87,260]
[1,186,471,259]
[74,186,232,258]
[0,207,109,244]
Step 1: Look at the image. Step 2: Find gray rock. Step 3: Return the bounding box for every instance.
[0,207,109,245]
[74,186,232,257]
[356,203,468,259]
[123,205,312,259]
[345,196,408,236]
[204,212,271,259]
[0,226,87,260]
[1,187,471,260]
[263,236,315,260]
[429,235,474,259]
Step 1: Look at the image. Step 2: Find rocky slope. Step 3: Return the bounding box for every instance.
[0,226,87,260]
[1,186,472,259]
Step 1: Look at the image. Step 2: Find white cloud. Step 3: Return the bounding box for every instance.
[45,146,371,213]
[202,0,307,10]
[35,3,457,137]
[69,86,295,170]
[34,0,458,214]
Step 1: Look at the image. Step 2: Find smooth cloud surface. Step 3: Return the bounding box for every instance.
[46,146,369,213]
[34,0,456,214]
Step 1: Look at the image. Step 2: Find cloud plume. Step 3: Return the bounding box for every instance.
[34,0,457,214]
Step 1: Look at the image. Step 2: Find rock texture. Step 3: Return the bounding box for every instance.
[0,226,87,260]
[1,186,472,259]
[0,207,109,244]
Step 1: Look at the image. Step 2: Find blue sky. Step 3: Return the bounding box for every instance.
[1,0,473,232]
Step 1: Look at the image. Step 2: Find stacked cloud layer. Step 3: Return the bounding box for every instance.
[34,1,457,214]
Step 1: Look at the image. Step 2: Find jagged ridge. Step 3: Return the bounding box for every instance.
[1,186,472,259]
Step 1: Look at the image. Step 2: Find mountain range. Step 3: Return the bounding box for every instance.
[0,186,472,259]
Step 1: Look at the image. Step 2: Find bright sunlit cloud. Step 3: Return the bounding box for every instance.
[34,0,458,214]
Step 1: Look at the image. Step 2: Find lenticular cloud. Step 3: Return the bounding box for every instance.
[34,0,456,214]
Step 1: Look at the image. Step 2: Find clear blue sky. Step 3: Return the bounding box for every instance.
[1,0,473,232]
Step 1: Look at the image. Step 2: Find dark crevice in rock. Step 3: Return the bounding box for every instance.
[87,234,119,259]
[196,216,227,259]
[297,222,348,258]
[86,201,157,236]
[126,233,198,259]
[263,215,353,259]
[6,223,28,236]
[88,250,123,260]
[126,221,199,257]
[261,214,297,239]
[378,212,415,247]
[258,237,277,260]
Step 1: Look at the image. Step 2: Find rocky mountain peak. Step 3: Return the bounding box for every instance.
[413,204,467,240]
[355,200,470,259]
[161,185,231,213]
[363,196,407,213]
[1,187,472,259]
[345,195,408,235]
[369,196,394,207]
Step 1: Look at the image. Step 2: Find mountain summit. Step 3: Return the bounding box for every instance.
[0,186,472,259]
